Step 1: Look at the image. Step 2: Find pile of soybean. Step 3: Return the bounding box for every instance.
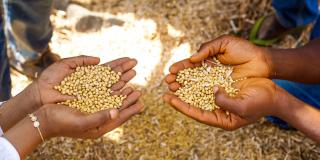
[54,65,126,113]
[175,58,241,111]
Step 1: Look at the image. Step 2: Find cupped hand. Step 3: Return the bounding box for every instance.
[37,87,144,139]
[163,77,286,130]
[31,55,138,108]
[190,35,273,79]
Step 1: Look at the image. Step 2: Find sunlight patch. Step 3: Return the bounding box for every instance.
[51,12,162,86]
[103,127,123,142]
[164,43,192,75]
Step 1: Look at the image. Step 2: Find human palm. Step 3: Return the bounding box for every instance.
[34,56,138,106]
[38,86,143,139]
[164,61,283,130]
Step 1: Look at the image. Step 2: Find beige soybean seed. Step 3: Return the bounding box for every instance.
[54,65,127,113]
[175,57,244,111]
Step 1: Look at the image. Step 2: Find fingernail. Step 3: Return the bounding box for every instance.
[109,109,119,119]
[213,85,219,94]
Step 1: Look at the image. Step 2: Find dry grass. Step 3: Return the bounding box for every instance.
[12,0,318,159]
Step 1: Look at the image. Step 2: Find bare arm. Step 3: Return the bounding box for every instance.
[270,39,320,83]
[190,35,320,83]
[4,113,44,159]
[0,83,40,131]
[277,93,320,141]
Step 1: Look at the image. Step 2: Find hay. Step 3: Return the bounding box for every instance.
[16,0,319,159]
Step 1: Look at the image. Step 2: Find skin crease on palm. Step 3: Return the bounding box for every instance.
[2,56,145,158]
[4,35,320,158]
[163,35,320,143]
[165,74,286,129]
[163,35,288,130]
[190,35,273,79]
[34,56,140,107]
[33,56,145,138]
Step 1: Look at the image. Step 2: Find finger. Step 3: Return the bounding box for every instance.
[163,93,192,112]
[169,96,236,127]
[163,92,172,103]
[169,59,201,74]
[110,70,136,92]
[213,85,245,114]
[79,109,119,130]
[190,35,232,63]
[111,86,134,96]
[165,93,220,125]
[210,109,248,130]
[61,55,100,69]
[57,94,76,102]
[120,70,136,82]
[120,90,141,110]
[82,102,144,138]
[103,57,131,68]
[121,87,134,95]
[169,82,181,92]
[165,74,177,84]
[111,87,139,110]
[164,93,247,130]
[112,59,138,73]
[115,102,144,124]
[111,81,125,91]
[169,95,205,120]
[111,87,134,96]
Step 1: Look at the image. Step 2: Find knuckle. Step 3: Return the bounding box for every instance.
[199,41,211,50]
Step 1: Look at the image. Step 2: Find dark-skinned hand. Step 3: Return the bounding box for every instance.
[164,58,287,130]
[190,35,273,80]
[30,55,138,108]
[37,86,144,139]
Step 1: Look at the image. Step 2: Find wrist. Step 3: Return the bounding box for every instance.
[34,107,53,139]
[263,47,278,79]
[271,86,301,120]
[4,114,46,158]
[0,83,42,131]
[24,82,42,110]
[265,47,301,80]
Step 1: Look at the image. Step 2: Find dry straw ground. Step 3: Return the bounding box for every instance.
[12,0,318,159]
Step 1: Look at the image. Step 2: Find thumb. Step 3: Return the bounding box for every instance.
[190,35,231,63]
[80,109,119,130]
[213,85,243,114]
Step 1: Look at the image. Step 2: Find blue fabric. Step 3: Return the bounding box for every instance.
[267,80,320,129]
[272,0,320,40]
[267,1,320,129]
[272,0,319,28]
[2,0,53,63]
[310,17,320,40]
[0,16,11,101]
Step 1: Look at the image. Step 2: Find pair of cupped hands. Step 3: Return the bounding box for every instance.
[26,35,287,140]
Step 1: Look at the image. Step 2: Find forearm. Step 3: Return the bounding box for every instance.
[0,83,40,131]
[4,110,48,159]
[268,38,320,83]
[277,93,320,142]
